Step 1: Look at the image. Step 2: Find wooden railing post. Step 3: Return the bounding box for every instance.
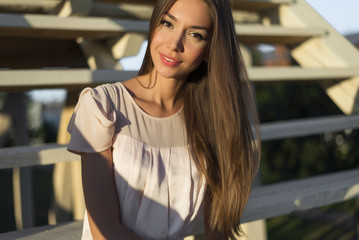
[12,167,34,229]
[241,168,268,240]
[49,90,85,224]
[356,198,359,240]
[3,92,35,229]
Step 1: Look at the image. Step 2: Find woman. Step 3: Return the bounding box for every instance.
[67,0,260,239]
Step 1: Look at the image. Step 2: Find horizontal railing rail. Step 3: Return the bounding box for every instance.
[1,114,359,169]
[2,67,359,90]
[194,168,359,234]
[260,114,359,140]
[1,168,358,239]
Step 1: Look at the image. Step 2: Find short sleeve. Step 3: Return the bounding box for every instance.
[67,86,117,154]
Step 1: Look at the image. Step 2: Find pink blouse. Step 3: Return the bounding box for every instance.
[67,82,205,240]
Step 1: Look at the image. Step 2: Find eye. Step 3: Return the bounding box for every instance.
[160,20,173,28]
[190,32,204,41]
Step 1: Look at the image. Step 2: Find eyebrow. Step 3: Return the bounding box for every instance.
[165,12,210,32]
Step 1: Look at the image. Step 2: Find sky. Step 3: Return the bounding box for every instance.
[30,0,359,103]
[306,0,359,35]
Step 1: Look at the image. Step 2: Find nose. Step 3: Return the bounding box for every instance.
[167,31,184,52]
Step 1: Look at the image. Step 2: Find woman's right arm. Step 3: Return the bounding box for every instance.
[81,148,141,240]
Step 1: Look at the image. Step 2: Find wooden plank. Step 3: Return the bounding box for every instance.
[237,0,294,3]
[56,0,93,17]
[91,0,293,19]
[0,144,80,169]
[281,0,359,114]
[233,0,295,12]
[0,221,82,240]
[108,33,146,60]
[91,2,281,24]
[2,168,359,239]
[260,114,359,141]
[1,221,196,240]
[94,0,295,12]
[0,69,138,90]
[236,24,326,44]
[0,0,61,13]
[0,0,294,15]
[1,115,359,169]
[0,13,149,39]
[247,66,359,82]
[95,0,294,4]
[91,2,154,19]
[242,168,359,222]
[191,168,359,234]
[0,13,324,43]
[323,76,359,114]
[94,0,155,5]
[283,1,359,66]
[2,67,359,90]
[78,39,124,70]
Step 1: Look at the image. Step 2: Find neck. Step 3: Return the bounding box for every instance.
[137,70,185,110]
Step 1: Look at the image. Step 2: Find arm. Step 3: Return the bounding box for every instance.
[81,148,141,240]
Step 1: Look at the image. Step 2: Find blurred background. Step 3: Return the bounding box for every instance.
[0,0,359,239]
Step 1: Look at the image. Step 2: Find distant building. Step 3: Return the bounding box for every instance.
[346,32,359,49]
[259,44,291,67]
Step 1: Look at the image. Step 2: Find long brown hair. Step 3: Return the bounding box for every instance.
[138,0,260,238]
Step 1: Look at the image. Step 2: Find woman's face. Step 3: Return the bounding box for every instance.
[150,0,212,81]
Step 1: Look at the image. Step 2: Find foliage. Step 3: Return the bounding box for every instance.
[255,82,359,239]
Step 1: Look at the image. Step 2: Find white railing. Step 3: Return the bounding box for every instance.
[1,115,359,238]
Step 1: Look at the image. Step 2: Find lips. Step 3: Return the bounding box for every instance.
[159,53,181,67]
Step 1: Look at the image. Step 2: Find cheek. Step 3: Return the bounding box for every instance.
[186,44,208,63]
[151,29,168,50]
[150,35,161,61]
